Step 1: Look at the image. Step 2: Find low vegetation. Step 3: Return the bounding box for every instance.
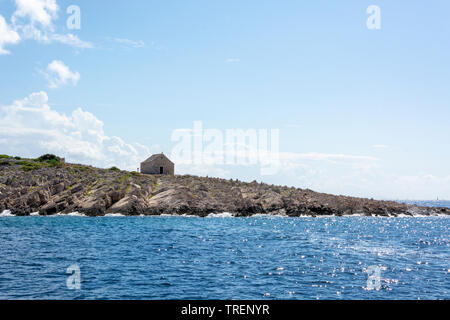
[36,154,63,167]
[0,154,65,171]
[19,161,45,172]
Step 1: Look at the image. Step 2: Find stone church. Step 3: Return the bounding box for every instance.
[140,153,174,175]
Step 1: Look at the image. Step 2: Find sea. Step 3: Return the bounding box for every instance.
[0,200,449,300]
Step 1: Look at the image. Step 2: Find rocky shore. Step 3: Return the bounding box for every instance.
[0,155,449,217]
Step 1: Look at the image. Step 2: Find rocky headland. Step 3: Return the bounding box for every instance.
[0,155,448,217]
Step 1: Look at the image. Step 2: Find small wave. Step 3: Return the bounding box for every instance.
[103,213,126,217]
[158,213,196,217]
[348,213,365,217]
[396,213,418,218]
[66,212,86,217]
[0,210,14,217]
[315,215,339,218]
[30,212,40,216]
[46,212,87,217]
[207,212,235,218]
[250,213,287,218]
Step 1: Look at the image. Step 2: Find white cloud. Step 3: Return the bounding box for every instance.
[177,164,230,178]
[0,15,21,55]
[2,0,92,53]
[226,58,240,63]
[15,25,93,48]
[114,38,145,48]
[42,60,80,88]
[51,33,93,48]
[12,0,59,28]
[0,91,153,170]
[17,22,48,41]
[1,92,448,199]
[388,173,450,200]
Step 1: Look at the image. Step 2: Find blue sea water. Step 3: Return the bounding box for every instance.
[399,200,450,208]
[0,214,449,300]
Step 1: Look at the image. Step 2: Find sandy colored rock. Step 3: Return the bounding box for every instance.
[0,157,448,217]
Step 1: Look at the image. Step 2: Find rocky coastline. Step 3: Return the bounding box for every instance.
[0,155,449,217]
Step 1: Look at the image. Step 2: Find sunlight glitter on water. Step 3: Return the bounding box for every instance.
[0,216,448,299]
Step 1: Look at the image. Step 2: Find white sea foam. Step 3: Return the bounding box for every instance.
[315,215,338,218]
[250,213,287,218]
[207,212,235,218]
[103,213,125,217]
[45,212,87,217]
[397,213,413,218]
[159,213,197,217]
[66,211,86,217]
[0,210,14,217]
[7,211,450,218]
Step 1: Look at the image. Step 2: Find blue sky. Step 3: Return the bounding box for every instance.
[1,0,449,199]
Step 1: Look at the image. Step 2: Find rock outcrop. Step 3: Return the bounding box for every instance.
[0,157,448,217]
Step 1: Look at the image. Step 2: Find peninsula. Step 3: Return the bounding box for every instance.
[0,155,448,217]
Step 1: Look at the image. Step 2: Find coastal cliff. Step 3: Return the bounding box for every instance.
[0,155,448,217]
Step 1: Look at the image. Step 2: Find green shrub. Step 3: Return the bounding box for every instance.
[35,154,62,167]
[18,156,62,171]
[36,154,59,162]
[14,156,21,160]
[46,158,62,167]
[0,155,10,159]
[109,166,120,172]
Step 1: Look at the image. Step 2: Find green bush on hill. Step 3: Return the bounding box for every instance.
[36,154,62,167]
[14,154,64,171]
[36,154,58,161]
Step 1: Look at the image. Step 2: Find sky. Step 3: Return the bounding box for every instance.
[0,0,449,200]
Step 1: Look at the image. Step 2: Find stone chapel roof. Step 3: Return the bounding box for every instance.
[141,153,174,164]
